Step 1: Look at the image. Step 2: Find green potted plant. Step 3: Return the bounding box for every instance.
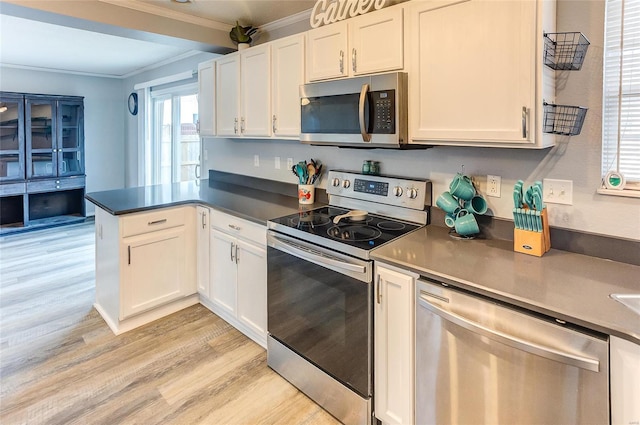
[229,21,258,50]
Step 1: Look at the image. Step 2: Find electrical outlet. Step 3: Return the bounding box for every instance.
[287,158,294,171]
[275,156,281,169]
[254,154,260,167]
[487,175,501,197]
[543,179,573,205]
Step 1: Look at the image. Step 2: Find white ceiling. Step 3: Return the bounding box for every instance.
[0,0,314,78]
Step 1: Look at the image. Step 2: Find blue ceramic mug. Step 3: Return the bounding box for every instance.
[436,191,460,214]
[455,209,479,236]
[450,174,476,201]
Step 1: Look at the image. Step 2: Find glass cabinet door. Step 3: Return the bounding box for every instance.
[57,101,84,176]
[26,97,56,178]
[0,95,25,181]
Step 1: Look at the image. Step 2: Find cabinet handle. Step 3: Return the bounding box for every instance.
[128,245,131,265]
[235,244,239,264]
[148,219,167,226]
[230,242,235,262]
[241,117,245,133]
[376,274,382,304]
[196,120,200,134]
[228,224,241,231]
[272,115,277,133]
[339,50,344,74]
[201,211,206,229]
[234,117,238,134]
[352,48,357,72]
[522,106,527,139]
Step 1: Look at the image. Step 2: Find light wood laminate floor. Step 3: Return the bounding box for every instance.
[0,221,340,425]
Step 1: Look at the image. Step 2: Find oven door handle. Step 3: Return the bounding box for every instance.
[269,233,367,275]
[359,83,372,142]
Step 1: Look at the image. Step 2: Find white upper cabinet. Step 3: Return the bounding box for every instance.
[306,4,404,82]
[407,0,556,148]
[307,21,349,81]
[241,44,272,137]
[215,46,271,138]
[271,34,305,138]
[350,6,403,76]
[215,54,241,136]
[197,60,215,137]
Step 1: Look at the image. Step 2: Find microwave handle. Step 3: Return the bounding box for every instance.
[359,84,372,142]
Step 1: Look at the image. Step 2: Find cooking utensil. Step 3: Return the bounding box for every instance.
[513,180,524,208]
[333,210,368,224]
[307,163,316,184]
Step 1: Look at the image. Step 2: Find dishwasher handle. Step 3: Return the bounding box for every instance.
[419,291,601,372]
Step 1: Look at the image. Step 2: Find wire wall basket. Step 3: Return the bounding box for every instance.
[543,32,590,70]
[543,102,588,136]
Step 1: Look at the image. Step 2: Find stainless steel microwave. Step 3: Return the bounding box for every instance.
[300,72,408,148]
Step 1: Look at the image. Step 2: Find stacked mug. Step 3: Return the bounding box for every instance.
[436,173,488,236]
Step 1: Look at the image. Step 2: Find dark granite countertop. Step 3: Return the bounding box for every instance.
[87,177,639,344]
[85,178,320,225]
[372,225,640,344]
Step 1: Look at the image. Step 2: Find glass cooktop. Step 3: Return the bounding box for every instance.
[269,206,421,252]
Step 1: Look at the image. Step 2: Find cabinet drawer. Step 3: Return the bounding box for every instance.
[211,209,266,245]
[0,182,26,196]
[27,176,86,193]
[122,207,186,238]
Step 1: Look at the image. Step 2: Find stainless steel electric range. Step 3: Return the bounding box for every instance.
[266,170,431,425]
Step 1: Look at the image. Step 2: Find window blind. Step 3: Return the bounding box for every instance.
[602,0,640,184]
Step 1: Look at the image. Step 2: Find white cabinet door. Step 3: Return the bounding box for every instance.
[375,264,416,425]
[121,226,187,319]
[241,44,272,137]
[350,6,403,75]
[611,336,640,425]
[196,206,210,298]
[197,60,215,136]
[409,0,537,145]
[306,21,349,81]
[216,54,240,136]
[210,228,238,315]
[271,34,305,138]
[235,238,267,338]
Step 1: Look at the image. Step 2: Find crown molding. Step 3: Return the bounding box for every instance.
[261,8,312,33]
[97,0,232,31]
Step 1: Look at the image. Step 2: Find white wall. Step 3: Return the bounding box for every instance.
[0,67,125,215]
[202,0,640,241]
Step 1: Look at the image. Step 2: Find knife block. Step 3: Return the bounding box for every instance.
[514,208,551,257]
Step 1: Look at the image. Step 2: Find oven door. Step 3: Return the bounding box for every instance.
[267,231,373,397]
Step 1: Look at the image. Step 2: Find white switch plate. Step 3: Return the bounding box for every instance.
[543,179,573,205]
[275,156,281,169]
[287,158,294,171]
[487,175,501,197]
[254,154,259,167]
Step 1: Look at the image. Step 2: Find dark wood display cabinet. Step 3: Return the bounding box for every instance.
[0,92,85,234]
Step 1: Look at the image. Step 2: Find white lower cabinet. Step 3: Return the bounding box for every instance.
[203,210,267,347]
[374,263,417,425]
[611,336,640,425]
[94,205,198,335]
[196,206,210,297]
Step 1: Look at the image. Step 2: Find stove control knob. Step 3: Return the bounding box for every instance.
[332,178,341,187]
[393,186,403,197]
[342,179,351,189]
[407,188,419,199]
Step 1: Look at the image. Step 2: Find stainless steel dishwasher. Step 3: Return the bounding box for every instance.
[416,278,609,425]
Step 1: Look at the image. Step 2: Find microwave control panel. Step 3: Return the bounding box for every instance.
[371,90,395,134]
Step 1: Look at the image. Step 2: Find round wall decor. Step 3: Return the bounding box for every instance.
[128,92,138,116]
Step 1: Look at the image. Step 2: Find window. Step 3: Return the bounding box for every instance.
[145,83,199,186]
[602,0,640,195]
